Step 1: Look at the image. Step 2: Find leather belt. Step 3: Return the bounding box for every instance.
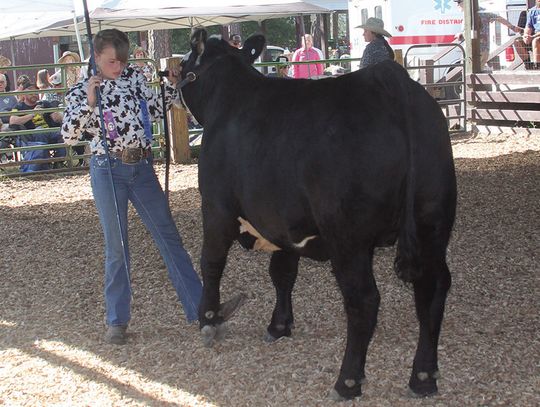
[108,148,152,164]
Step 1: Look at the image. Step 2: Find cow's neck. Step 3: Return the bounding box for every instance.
[185,58,257,126]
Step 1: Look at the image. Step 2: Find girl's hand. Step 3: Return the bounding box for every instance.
[87,75,102,108]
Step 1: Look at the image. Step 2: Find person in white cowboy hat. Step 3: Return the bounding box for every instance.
[0,55,12,91]
[355,17,395,69]
[57,50,81,88]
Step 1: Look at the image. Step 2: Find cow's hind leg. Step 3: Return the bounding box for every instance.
[330,249,380,401]
[265,251,300,342]
[408,234,451,397]
[199,214,239,347]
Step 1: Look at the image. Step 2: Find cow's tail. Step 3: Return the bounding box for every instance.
[393,68,421,283]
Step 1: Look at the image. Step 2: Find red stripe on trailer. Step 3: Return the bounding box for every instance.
[389,35,457,45]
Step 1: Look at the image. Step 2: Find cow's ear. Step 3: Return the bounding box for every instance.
[241,34,265,63]
[191,28,207,56]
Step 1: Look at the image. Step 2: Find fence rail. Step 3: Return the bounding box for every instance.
[467,72,540,135]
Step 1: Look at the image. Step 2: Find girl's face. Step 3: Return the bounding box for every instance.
[95,46,126,80]
[363,29,375,43]
[134,50,145,59]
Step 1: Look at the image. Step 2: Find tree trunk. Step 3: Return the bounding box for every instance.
[147,29,171,68]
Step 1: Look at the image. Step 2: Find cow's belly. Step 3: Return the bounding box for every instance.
[237,217,330,261]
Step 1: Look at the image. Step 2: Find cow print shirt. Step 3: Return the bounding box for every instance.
[61,65,177,154]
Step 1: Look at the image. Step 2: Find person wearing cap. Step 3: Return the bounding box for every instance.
[57,50,81,88]
[267,55,291,78]
[356,18,395,69]
[229,34,242,49]
[9,82,65,171]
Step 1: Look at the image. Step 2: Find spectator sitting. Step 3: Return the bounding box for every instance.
[0,72,16,161]
[229,34,242,49]
[356,18,395,69]
[0,73,17,126]
[514,9,533,69]
[454,0,523,70]
[0,55,12,91]
[131,46,155,81]
[524,0,540,69]
[36,69,53,99]
[57,50,81,88]
[42,72,65,103]
[291,34,324,79]
[9,82,65,172]
[266,56,291,78]
[15,74,31,102]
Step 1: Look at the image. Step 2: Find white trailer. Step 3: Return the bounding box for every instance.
[348,0,528,73]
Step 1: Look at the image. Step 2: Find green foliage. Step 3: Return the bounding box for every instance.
[242,18,297,49]
[171,26,222,55]
[169,17,297,54]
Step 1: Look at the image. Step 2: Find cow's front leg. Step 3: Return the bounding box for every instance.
[265,251,300,342]
[329,251,379,401]
[199,213,238,347]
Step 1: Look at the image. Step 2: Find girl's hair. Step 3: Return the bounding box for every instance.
[93,29,130,63]
[36,69,51,89]
[375,33,395,61]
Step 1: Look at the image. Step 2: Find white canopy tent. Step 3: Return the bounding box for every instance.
[88,0,330,32]
[0,0,333,41]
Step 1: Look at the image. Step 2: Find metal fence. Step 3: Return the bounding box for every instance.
[1,54,463,176]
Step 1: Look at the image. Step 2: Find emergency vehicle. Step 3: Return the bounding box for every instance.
[348,0,529,74]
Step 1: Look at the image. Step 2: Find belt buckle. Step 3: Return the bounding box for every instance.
[121,148,143,164]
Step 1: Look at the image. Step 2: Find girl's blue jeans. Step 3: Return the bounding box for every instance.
[90,154,202,326]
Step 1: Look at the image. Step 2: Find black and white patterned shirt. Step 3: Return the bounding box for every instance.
[360,37,392,69]
[62,65,177,154]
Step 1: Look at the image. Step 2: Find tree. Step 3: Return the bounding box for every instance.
[148,29,172,63]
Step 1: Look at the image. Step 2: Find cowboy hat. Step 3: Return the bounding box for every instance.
[355,17,392,37]
[57,50,81,64]
[0,55,11,67]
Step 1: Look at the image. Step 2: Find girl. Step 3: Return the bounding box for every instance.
[61,29,242,345]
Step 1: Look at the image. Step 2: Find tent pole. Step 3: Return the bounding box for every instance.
[73,11,85,60]
[9,37,16,87]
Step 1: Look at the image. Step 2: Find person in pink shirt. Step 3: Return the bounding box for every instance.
[291,34,324,79]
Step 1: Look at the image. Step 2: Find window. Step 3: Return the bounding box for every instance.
[361,9,368,25]
[375,6,382,19]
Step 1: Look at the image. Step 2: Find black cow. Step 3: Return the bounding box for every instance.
[179,29,457,401]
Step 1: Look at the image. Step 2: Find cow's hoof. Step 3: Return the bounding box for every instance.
[265,322,294,342]
[328,389,345,401]
[328,385,361,401]
[201,325,217,347]
[408,371,438,398]
[263,331,278,343]
[201,323,228,347]
[330,378,362,401]
[408,387,438,398]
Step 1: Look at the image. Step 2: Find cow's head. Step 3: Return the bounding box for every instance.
[180,28,265,83]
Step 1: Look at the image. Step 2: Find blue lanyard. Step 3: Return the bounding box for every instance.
[139,99,153,141]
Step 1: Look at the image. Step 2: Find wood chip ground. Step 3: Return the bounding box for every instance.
[0,132,538,406]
